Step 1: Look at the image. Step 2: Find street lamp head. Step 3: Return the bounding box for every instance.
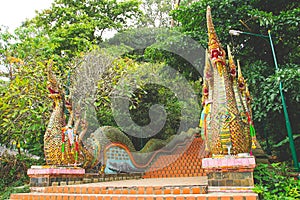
[229,29,242,36]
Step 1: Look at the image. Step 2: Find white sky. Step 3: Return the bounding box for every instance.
[0,1,54,76]
[0,0,53,31]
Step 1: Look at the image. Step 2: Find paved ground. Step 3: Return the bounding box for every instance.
[68,176,208,187]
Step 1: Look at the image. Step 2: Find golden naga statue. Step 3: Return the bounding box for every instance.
[200,6,256,156]
[44,62,96,168]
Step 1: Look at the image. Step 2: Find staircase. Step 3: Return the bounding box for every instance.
[10,176,258,200]
[9,136,259,200]
[143,136,207,178]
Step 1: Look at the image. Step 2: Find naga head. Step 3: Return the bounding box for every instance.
[207,6,226,74]
[47,60,63,104]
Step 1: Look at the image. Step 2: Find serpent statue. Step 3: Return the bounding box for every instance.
[44,61,198,171]
[200,6,256,156]
[44,62,97,169]
[43,6,256,171]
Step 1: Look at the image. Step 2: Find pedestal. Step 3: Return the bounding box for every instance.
[202,156,256,187]
[27,166,85,187]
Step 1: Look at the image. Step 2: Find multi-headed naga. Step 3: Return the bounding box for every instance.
[200,6,256,156]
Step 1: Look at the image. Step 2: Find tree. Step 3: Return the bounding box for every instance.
[0,0,142,156]
[139,0,174,27]
[0,58,49,156]
[28,0,141,58]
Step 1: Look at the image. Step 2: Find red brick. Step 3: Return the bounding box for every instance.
[94,188,101,194]
[154,189,162,195]
[90,196,96,200]
[186,197,195,200]
[101,189,107,194]
[146,187,153,194]
[114,189,121,194]
[122,189,129,194]
[75,187,81,193]
[75,196,82,200]
[232,197,243,200]
[192,187,201,194]
[173,188,180,194]
[130,189,136,194]
[207,197,218,200]
[138,187,145,194]
[165,197,174,200]
[57,187,64,193]
[245,196,258,200]
[57,195,63,200]
[81,187,88,194]
[63,187,69,193]
[196,197,207,200]
[69,195,75,200]
[164,188,171,194]
[46,187,53,193]
[182,187,190,194]
[107,189,114,194]
[69,187,75,193]
[87,187,94,194]
[82,196,89,200]
[220,197,231,200]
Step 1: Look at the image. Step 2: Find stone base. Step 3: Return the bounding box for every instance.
[27,166,85,187]
[202,156,256,187]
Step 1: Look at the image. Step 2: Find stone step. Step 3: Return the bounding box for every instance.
[10,192,259,200]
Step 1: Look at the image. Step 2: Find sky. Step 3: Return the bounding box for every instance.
[0,0,54,76]
[0,0,53,31]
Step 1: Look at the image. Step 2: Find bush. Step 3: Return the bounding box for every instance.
[0,153,44,199]
[253,162,300,199]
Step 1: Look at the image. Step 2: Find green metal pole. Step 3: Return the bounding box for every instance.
[268,30,299,172]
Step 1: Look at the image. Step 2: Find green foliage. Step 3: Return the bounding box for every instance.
[253,163,300,199]
[244,61,300,159]
[95,59,200,150]
[0,185,30,200]
[0,153,43,198]
[0,61,49,156]
[28,0,141,58]
[138,0,173,27]
[172,0,254,46]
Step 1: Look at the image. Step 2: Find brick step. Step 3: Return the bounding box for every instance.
[10,193,259,200]
[143,136,206,179]
[143,173,206,178]
[42,185,208,195]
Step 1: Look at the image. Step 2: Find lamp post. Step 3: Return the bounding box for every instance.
[229,29,299,172]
